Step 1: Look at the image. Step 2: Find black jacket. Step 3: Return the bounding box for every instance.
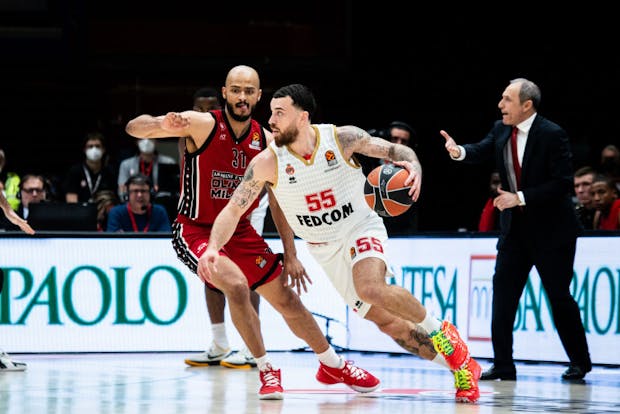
[461,115,582,249]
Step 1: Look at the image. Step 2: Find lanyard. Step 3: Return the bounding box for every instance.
[126,203,151,232]
[82,164,102,196]
[140,159,153,177]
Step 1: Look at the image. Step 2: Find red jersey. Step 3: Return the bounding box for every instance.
[177,110,267,225]
[598,199,620,230]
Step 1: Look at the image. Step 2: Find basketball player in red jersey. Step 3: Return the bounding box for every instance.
[125,66,379,399]
[200,83,481,403]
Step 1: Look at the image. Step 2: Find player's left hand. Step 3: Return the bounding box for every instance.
[282,255,312,295]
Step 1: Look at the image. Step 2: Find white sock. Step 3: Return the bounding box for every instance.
[317,346,343,368]
[418,311,442,334]
[211,323,229,349]
[255,354,272,371]
[432,353,450,369]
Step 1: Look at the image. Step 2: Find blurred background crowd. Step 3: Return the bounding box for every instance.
[1,1,619,234]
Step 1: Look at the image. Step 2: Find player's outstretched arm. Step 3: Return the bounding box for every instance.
[0,192,34,235]
[125,111,214,140]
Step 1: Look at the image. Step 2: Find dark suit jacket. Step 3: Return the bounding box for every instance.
[461,115,582,249]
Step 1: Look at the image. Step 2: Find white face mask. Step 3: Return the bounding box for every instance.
[138,139,155,154]
[86,147,103,161]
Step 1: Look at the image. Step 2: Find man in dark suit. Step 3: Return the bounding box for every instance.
[440,78,591,381]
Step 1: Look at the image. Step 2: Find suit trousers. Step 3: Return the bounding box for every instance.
[491,213,591,369]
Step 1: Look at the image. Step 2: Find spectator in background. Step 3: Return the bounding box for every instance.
[64,132,117,203]
[573,166,596,230]
[93,190,119,232]
[1,190,33,370]
[117,138,176,200]
[478,171,501,232]
[599,144,620,193]
[0,149,21,211]
[0,174,48,231]
[193,86,222,112]
[106,174,171,232]
[591,173,620,230]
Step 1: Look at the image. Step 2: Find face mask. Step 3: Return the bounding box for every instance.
[86,147,103,161]
[138,139,156,154]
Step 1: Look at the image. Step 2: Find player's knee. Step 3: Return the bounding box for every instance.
[356,283,385,305]
[222,282,251,304]
[270,289,304,315]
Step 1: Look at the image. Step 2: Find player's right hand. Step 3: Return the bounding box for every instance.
[439,130,462,159]
[161,112,190,133]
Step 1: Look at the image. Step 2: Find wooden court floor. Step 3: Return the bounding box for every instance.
[1,351,618,413]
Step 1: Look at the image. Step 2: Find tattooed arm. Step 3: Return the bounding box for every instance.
[197,150,276,283]
[336,125,423,201]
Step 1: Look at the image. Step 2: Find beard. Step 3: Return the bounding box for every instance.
[273,124,298,147]
[226,101,253,122]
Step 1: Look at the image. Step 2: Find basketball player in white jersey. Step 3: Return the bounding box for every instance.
[201,84,481,404]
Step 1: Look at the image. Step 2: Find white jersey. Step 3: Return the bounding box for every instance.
[269,123,376,243]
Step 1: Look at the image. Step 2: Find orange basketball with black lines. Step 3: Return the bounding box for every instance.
[364,164,414,217]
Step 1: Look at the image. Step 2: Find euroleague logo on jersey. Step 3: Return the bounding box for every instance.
[249,132,262,150]
[325,150,338,167]
[219,121,227,140]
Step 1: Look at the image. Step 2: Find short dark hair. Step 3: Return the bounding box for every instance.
[83,131,105,148]
[193,87,219,101]
[272,84,317,120]
[125,173,153,190]
[574,166,596,178]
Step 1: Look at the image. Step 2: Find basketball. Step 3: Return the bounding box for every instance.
[364,164,414,217]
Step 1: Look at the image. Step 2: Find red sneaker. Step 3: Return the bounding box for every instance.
[453,356,481,403]
[430,320,469,371]
[316,360,380,393]
[453,357,482,403]
[258,364,283,400]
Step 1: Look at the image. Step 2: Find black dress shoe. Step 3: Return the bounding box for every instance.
[561,364,591,380]
[480,365,516,381]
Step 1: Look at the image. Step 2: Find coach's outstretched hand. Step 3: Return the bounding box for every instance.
[439,130,462,159]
